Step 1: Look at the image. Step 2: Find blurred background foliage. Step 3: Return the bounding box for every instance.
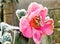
[0,0,60,44]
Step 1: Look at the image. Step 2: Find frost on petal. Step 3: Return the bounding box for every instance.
[43,19,54,35]
[33,28,43,44]
[20,16,33,38]
[28,2,43,15]
[39,7,48,23]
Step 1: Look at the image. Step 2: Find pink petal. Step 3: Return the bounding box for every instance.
[28,7,48,23]
[39,7,48,24]
[32,28,43,44]
[43,19,54,35]
[27,2,43,15]
[28,8,42,22]
[20,16,33,38]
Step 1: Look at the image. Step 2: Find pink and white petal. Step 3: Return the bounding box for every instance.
[20,16,29,31]
[43,19,54,35]
[39,7,48,23]
[28,8,42,22]
[27,2,43,15]
[20,16,33,38]
[32,28,43,44]
[22,26,33,38]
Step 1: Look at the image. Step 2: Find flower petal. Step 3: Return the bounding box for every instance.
[39,7,48,23]
[28,2,43,15]
[20,16,33,38]
[28,8,42,22]
[43,19,54,35]
[28,7,47,24]
[32,28,43,44]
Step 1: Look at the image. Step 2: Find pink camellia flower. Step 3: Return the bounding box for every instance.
[19,2,54,44]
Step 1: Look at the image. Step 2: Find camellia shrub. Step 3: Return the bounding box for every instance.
[0,2,54,44]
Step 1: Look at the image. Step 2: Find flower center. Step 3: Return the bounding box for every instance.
[30,15,42,29]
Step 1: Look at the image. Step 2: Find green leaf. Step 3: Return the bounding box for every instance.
[16,9,27,20]
[28,39,34,44]
[17,38,27,44]
[14,34,27,44]
[14,33,19,43]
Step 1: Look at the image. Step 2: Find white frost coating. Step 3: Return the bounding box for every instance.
[0,32,12,43]
[45,16,50,22]
[3,32,12,42]
[3,41,11,44]
[0,37,2,43]
[0,22,19,32]
[16,9,27,15]
[13,31,17,44]
[16,9,27,19]
[0,31,2,36]
[0,22,20,44]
